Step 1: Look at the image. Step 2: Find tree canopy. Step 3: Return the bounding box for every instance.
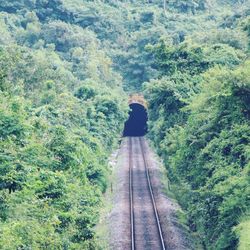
[0,0,249,249]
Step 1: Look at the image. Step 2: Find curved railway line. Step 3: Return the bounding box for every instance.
[128,137,166,250]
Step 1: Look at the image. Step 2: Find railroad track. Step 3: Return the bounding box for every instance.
[128,137,166,250]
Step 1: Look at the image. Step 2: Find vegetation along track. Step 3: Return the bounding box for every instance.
[128,137,166,250]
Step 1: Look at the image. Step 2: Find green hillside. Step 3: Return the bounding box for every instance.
[0,0,249,249]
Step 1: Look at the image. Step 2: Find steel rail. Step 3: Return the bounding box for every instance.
[129,137,135,250]
[139,137,166,250]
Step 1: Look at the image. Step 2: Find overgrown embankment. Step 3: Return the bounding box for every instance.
[144,13,250,250]
[1,0,250,249]
[0,2,128,248]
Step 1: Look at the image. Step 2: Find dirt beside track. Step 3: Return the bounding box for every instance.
[108,137,194,250]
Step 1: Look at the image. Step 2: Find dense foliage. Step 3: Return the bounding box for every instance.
[1,0,250,249]
[0,1,128,248]
[144,5,250,249]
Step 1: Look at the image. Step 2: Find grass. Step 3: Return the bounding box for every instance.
[234,217,250,250]
[95,145,123,250]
